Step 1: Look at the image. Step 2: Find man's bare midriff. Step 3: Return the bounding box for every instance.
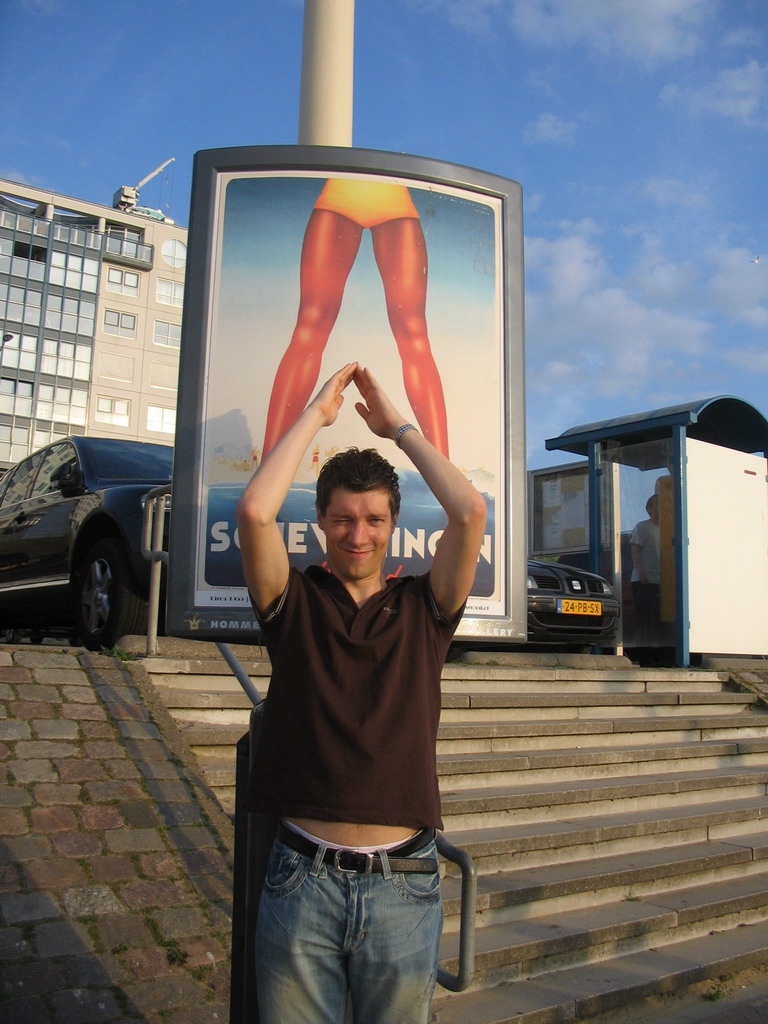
[287,817,416,847]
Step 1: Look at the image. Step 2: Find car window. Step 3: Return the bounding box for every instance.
[29,442,78,499]
[0,451,44,508]
[85,439,173,482]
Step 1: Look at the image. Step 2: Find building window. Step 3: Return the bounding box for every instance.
[105,266,140,296]
[36,383,87,426]
[98,352,134,383]
[45,294,95,336]
[103,309,137,339]
[157,278,184,307]
[14,240,46,263]
[104,227,151,263]
[149,361,178,392]
[161,238,187,269]
[50,251,99,292]
[0,377,34,417]
[95,395,130,426]
[41,339,91,380]
[33,426,68,450]
[7,241,47,283]
[2,282,42,326]
[0,424,31,468]
[147,404,176,434]
[0,334,37,372]
[153,319,181,349]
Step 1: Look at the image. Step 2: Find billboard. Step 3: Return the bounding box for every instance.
[528,462,589,557]
[167,146,526,643]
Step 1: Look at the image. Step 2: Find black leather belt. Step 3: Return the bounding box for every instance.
[277,824,438,874]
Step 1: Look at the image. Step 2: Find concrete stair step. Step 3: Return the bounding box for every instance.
[431,918,768,1023]
[185,739,768,794]
[173,707,253,727]
[440,703,759,723]
[150,674,268,695]
[440,833,768,925]
[441,796,768,871]
[435,741,768,789]
[181,740,768,813]
[439,867,768,984]
[436,721,768,754]
[438,666,729,694]
[154,688,757,728]
[154,683,753,713]
[156,688,255,709]
[440,766,768,829]
[443,692,750,710]
[163,711,768,754]
[449,653,721,678]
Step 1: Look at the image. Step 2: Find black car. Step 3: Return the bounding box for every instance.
[526,558,620,650]
[0,436,172,649]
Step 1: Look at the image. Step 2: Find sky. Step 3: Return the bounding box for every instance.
[1,0,766,469]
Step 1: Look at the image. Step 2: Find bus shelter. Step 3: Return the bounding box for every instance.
[545,396,768,667]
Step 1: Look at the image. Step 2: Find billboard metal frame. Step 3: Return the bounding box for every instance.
[167,145,526,644]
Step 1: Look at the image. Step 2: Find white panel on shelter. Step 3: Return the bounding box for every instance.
[687,437,768,656]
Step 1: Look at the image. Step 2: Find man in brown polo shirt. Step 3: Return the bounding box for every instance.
[237,362,486,1024]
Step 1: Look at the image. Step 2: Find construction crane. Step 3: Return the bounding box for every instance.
[112,158,175,215]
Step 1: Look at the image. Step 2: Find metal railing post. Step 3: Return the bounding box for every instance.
[435,833,477,992]
[140,484,171,656]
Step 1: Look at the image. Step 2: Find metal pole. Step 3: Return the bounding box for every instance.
[299,0,354,146]
[672,426,689,667]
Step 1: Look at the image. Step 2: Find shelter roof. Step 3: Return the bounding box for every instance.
[545,396,768,457]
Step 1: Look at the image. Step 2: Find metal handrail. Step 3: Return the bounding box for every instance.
[217,641,264,707]
[140,484,171,656]
[435,833,477,991]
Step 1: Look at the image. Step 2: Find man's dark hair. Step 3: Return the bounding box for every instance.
[316,448,400,517]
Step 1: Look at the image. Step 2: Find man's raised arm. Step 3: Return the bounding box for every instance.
[353,366,486,618]
[237,362,358,616]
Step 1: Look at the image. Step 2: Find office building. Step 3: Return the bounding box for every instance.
[0,177,187,469]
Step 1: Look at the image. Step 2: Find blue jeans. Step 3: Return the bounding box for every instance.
[255,837,443,1024]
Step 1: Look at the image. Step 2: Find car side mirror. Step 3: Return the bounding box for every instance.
[52,464,84,497]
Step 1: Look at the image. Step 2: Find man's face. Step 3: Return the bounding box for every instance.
[316,487,396,585]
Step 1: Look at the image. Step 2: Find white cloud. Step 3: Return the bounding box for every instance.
[725,346,768,372]
[721,27,763,49]
[524,112,577,144]
[661,60,768,127]
[623,232,699,307]
[706,246,768,327]
[641,175,710,210]
[408,0,502,33]
[524,221,712,404]
[409,0,711,60]
[0,168,36,187]
[508,0,711,61]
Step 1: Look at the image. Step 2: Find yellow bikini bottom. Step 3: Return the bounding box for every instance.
[314,178,419,228]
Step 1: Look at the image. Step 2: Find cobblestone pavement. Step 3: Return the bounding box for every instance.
[0,645,234,1024]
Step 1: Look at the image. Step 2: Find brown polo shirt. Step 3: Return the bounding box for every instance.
[247,566,462,830]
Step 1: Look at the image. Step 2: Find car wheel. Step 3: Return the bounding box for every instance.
[74,538,147,650]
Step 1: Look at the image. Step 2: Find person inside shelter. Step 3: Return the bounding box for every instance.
[236,362,486,1024]
[630,492,662,666]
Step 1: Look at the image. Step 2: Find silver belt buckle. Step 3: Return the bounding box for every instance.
[333,849,374,874]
